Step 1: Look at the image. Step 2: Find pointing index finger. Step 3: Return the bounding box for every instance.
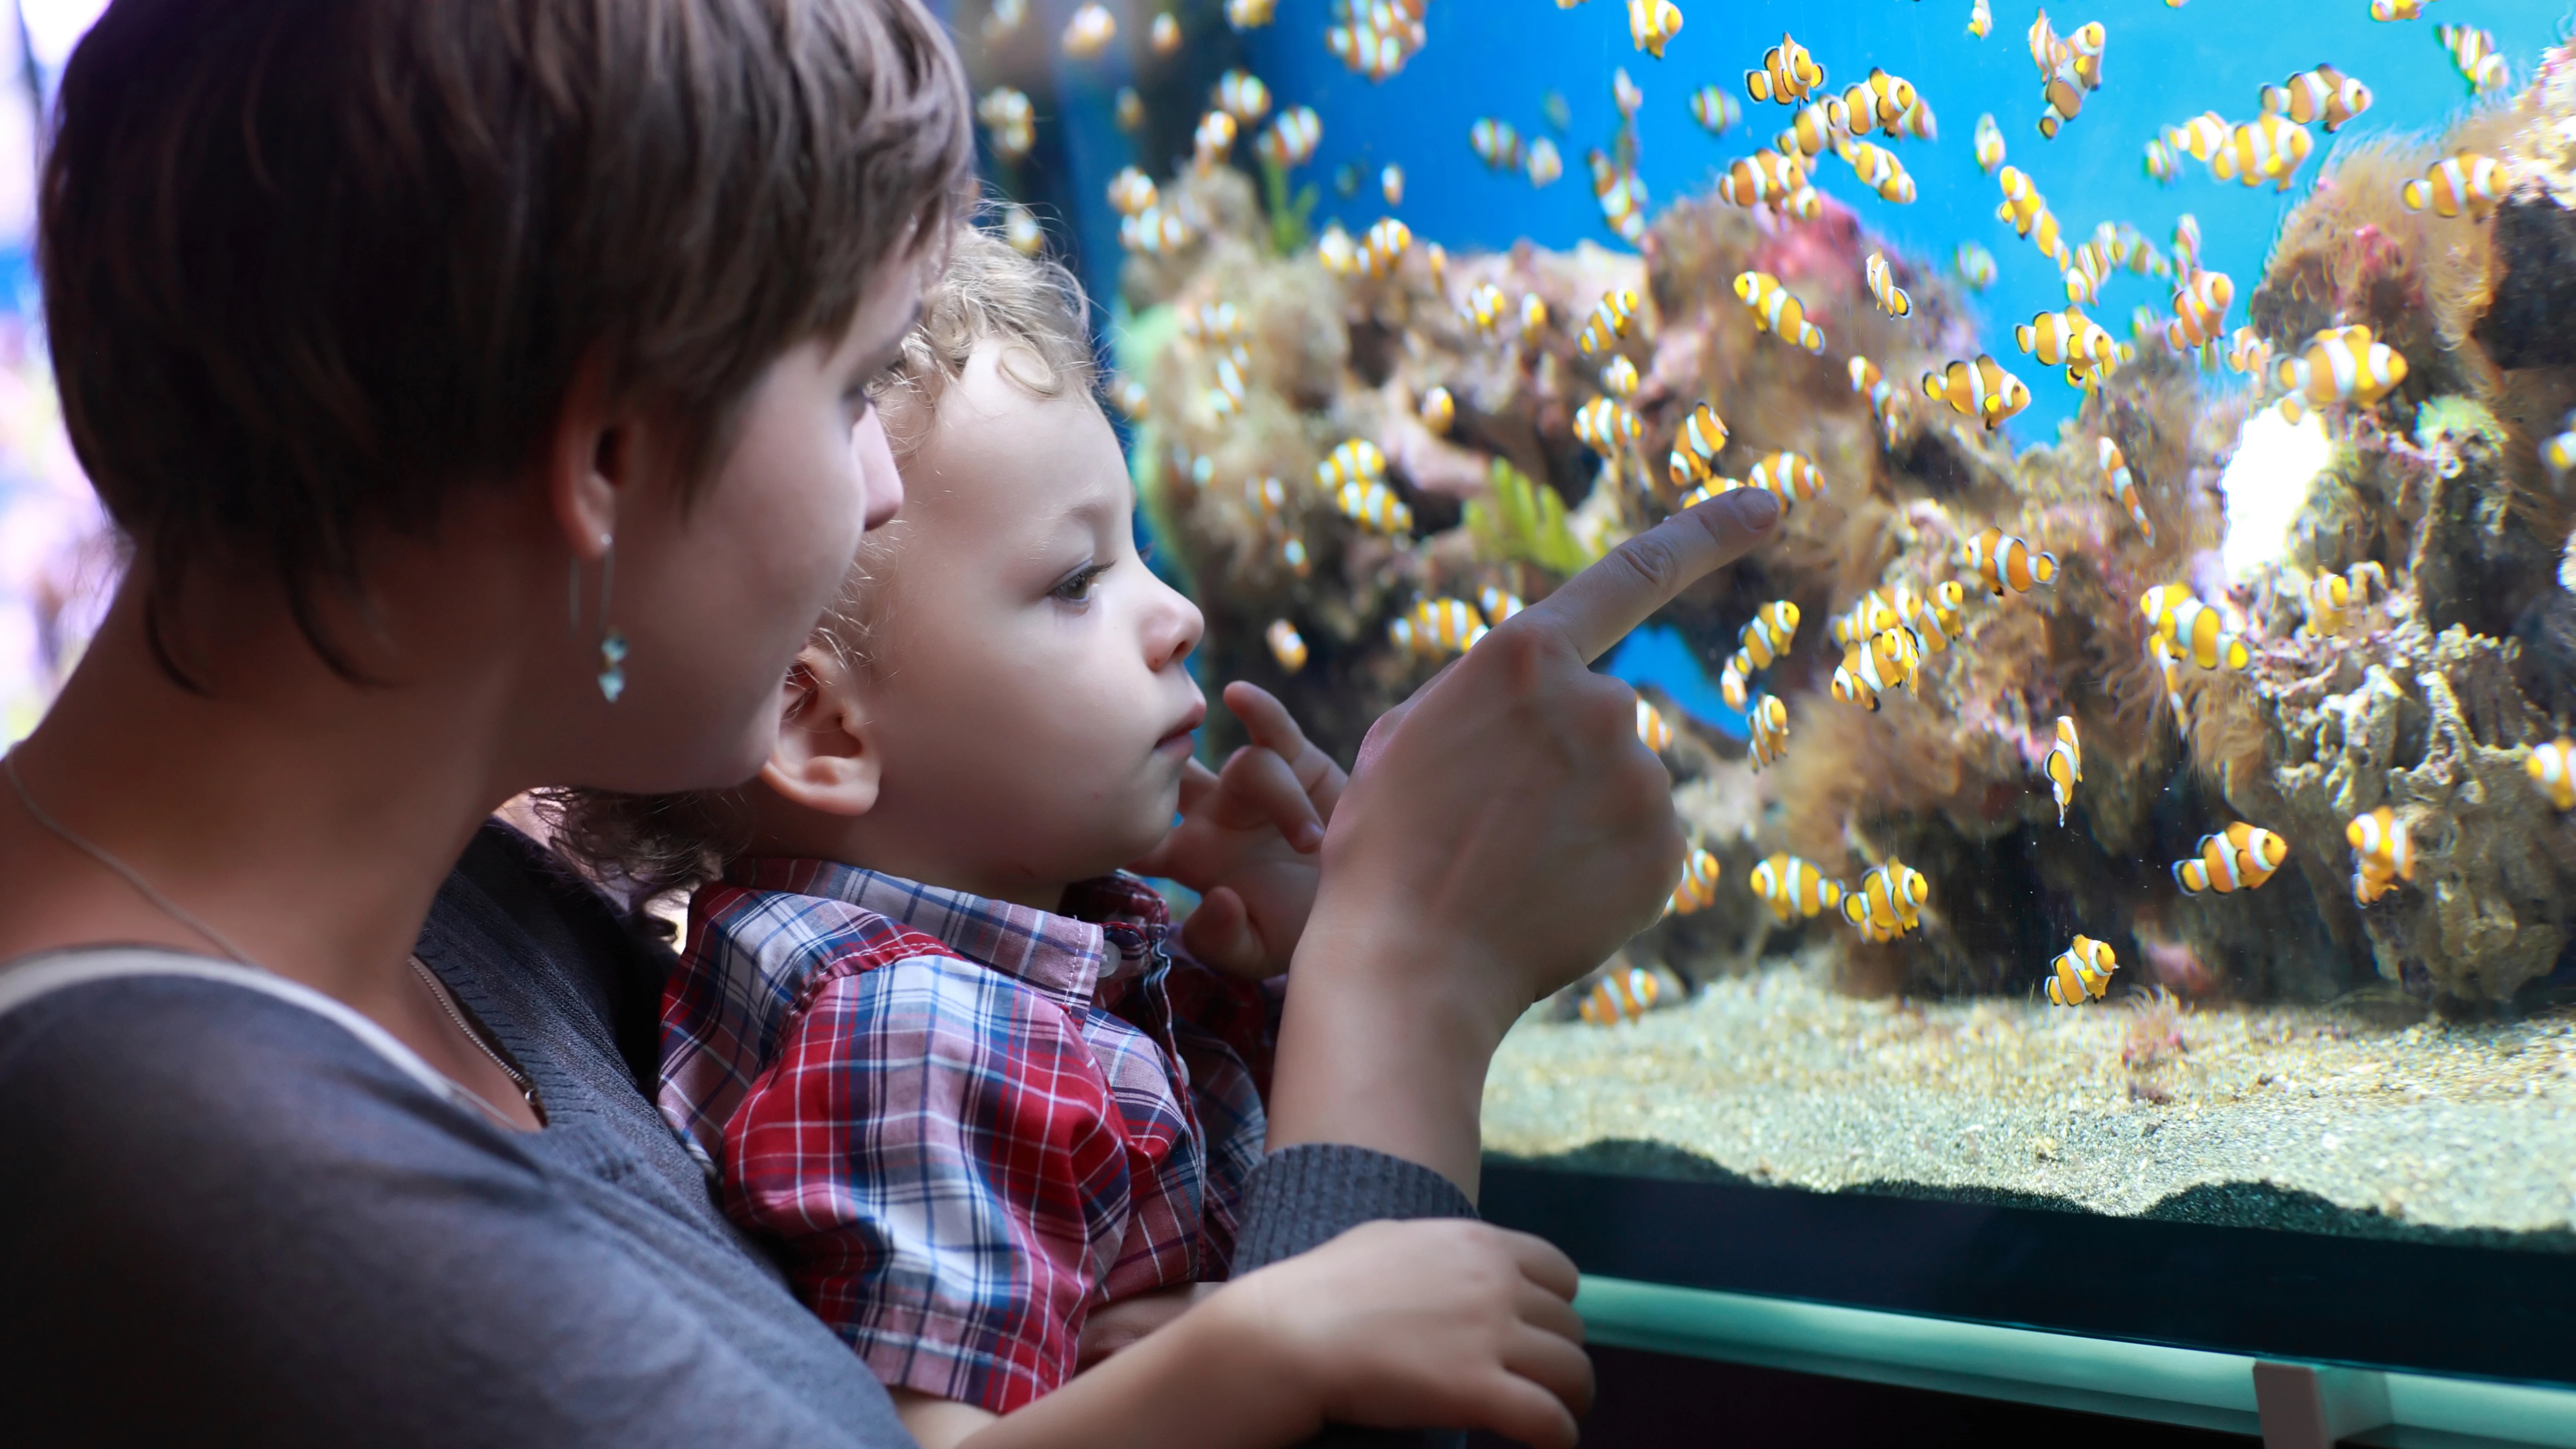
[1503,488,1781,664]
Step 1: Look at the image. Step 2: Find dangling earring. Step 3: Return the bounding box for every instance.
[594,536,627,702]
[572,535,629,703]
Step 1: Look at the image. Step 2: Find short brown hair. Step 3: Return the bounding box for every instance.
[41,0,970,683]
[550,221,1100,900]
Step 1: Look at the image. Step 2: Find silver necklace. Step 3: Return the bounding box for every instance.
[5,750,538,1128]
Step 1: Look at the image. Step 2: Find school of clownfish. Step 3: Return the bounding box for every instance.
[1039,5,2576,1029]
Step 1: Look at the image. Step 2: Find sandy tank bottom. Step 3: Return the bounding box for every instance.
[1482,957,2576,1245]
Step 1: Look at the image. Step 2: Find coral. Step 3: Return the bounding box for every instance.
[2471,198,2576,370]
[1463,457,1601,576]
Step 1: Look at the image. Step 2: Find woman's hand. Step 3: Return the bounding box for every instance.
[1268,489,1782,1195]
[1126,683,1346,980]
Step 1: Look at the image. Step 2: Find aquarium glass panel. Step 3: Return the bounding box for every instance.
[950,0,2576,1259]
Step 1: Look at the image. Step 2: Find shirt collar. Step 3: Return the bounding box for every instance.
[726,858,1171,1009]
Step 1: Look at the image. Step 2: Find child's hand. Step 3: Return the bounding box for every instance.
[1126,682,1346,980]
[1211,1218,1593,1449]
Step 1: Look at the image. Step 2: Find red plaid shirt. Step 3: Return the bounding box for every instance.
[660,860,1275,1414]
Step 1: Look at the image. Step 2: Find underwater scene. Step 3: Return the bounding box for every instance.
[946,0,2576,1250]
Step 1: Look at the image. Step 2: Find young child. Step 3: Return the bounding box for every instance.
[563,226,1347,1446]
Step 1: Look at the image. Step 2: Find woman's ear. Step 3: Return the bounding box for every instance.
[760,644,883,817]
[544,352,627,563]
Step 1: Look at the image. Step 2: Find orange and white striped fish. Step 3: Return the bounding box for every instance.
[1843,140,1917,203]
[1973,113,2007,173]
[2437,24,2507,94]
[1719,656,1749,712]
[2046,934,2118,1005]
[1716,148,1807,209]
[2346,805,2414,904]
[2401,150,2505,220]
[1747,693,1790,769]
[2299,560,2383,636]
[1910,580,1967,651]
[1745,31,1827,105]
[1773,98,1848,158]
[2528,738,2576,812]
[2165,111,2228,163]
[1265,619,1309,673]
[2043,715,2081,826]
[1862,251,1912,321]
[1574,396,1642,456]
[2275,325,2407,424]
[1637,698,1676,752]
[2224,325,2272,379]
[1579,288,1642,356]
[2166,268,2233,350]
[1735,271,1826,353]
[2100,438,2151,543]
[1390,596,1487,659]
[1746,451,1825,507]
[2260,64,2372,133]
[1666,402,1730,490]
[1963,526,2055,597]
[1737,600,1800,669]
[1337,478,1412,535]
[2209,113,2313,192]
[1628,0,1685,58]
[1578,964,1669,1024]
[1921,355,2031,431]
[1750,853,1844,922]
[1419,386,1456,434]
[1599,356,1640,400]
[1850,356,1898,433]
[2175,821,2289,895]
[1478,586,1525,625]
[1830,628,1916,710]
[1842,859,1928,942]
[2153,593,2250,671]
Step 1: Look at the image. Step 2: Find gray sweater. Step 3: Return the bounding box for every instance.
[0,822,1473,1446]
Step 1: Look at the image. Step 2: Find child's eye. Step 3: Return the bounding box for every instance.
[1051,561,1109,603]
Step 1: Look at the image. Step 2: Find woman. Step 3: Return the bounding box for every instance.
[0,0,1782,1444]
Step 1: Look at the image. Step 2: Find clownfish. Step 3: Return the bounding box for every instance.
[1737,600,1800,670]
[1589,150,1650,243]
[2153,594,2251,672]
[2346,805,2415,903]
[1192,109,1241,170]
[2368,0,2428,18]
[1337,479,1412,535]
[1910,580,1967,652]
[1637,698,1676,753]
[1963,526,2055,597]
[1317,438,1387,490]
[2401,151,2505,221]
[2275,325,2408,424]
[1600,356,1641,401]
[1922,356,2031,431]
[1865,251,1912,318]
[2167,269,2234,350]
[1526,137,1565,188]
[1519,292,1551,343]
[2300,561,2384,637]
[1478,587,1525,624]
[1390,596,1486,660]
[2437,24,2508,94]
[1745,451,1825,508]
[1579,289,1642,356]
[1667,402,1730,490]
[1747,693,1790,769]
[2210,113,2313,192]
[1665,847,1722,916]
[2528,738,2576,812]
[1750,853,1844,923]
[1735,272,1825,353]
[1462,283,1508,334]
[2542,412,2575,480]
[1257,106,1321,168]
[2099,438,2151,543]
[2046,934,2118,1005]
[1773,98,1848,158]
[1361,217,1412,276]
[1061,4,1116,58]
[2261,64,2372,133]
[1265,619,1308,673]
[2043,715,2081,826]
[1215,69,1270,123]
[1842,140,1916,203]
[1843,860,1928,942]
[1972,113,2007,175]
[2225,326,2272,379]
[1719,657,1749,712]
[1956,243,1998,291]
[1579,964,1669,1024]
[2175,821,2289,895]
[1628,0,1684,58]
[1690,85,1742,136]
[1830,629,1915,710]
[1419,386,1456,434]
[1745,31,1827,105]
[1716,149,1807,209]
[1968,0,1993,37]
[1840,67,1918,133]
[1575,396,1643,457]
[2143,137,2180,184]
[1107,167,1161,217]
[1851,356,1898,436]
[1471,118,1525,171]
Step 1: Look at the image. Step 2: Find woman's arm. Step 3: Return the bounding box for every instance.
[1269,489,1782,1198]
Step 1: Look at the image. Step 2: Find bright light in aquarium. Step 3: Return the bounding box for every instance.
[2218,406,2332,585]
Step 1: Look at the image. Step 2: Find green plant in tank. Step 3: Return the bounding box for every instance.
[1467,457,1601,576]
[2413,394,2506,465]
[1259,155,1317,258]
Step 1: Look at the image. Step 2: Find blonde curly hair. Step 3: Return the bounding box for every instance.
[547,221,1099,901]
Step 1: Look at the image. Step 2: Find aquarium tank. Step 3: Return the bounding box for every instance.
[941,0,2576,1385]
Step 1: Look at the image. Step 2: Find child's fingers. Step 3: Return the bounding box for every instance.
[1465,1367,1585,1449]
[1502,1229,1584,1304]
[1214,743,1325,851]
[1180,886,1273,978]
[1120,762,1219,880]
[1224,681,1348,824]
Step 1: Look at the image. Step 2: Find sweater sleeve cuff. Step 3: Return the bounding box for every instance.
[1232,1143,1476,1273]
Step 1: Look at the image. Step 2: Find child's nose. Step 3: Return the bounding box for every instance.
[1147,587,1204,671]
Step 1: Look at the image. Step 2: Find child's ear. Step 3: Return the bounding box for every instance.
[760,644,882,818]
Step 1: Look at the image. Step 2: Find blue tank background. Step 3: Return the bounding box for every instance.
[949,0,2567,440]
